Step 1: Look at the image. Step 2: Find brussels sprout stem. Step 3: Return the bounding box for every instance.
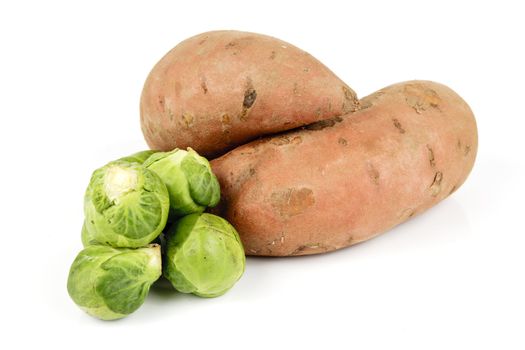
[145,243,162,270]
[103,165,138,202]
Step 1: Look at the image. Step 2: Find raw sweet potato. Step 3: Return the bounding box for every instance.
[140,30,358,158]
[210,81,477,256]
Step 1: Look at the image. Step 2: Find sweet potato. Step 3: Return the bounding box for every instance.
[140,30,358,158]
[210,81,477,256]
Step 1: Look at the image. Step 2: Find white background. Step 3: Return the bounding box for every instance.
[1,1,524,349]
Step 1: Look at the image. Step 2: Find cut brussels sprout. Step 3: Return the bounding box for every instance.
[84,160,169,248]
[164,213,245,297]
[144,148,220,217]
[67,244,162,320]
[118,150,156,164]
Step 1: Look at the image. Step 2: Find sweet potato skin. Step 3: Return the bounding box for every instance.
[140,30,358,158]
[210,81,477,256]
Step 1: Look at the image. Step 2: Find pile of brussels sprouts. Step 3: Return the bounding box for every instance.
[67,149,246,320]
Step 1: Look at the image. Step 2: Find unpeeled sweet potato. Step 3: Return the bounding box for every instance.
[210,81,477,256]
[140,30,358,158]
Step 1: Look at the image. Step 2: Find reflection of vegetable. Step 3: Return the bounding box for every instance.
[84,160,169,248]
[67,244,161,320]
[118,150,155,164]
[164,213,245,297]
[144,148,220,217]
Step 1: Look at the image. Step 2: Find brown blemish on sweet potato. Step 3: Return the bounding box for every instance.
[404,84,441,114]
[243,88,257,109]
[305,116,343,131]
[399,208,415,220]
[200,78,208,94]
[458,139,471,156]
[427,145,436,168]
[392,118,406,133]
[181,112,193,128]
[342,85,355,101]
[291,136,302,145]
[270,187,315,217]
[221,119,232,142]
[167,108,174,121]
[238,86,257,121]
[270,135,302,146]
[367,163,380,185]
[359,90,385,111]
[230,166,257,191]
[342,85,359,113]
[271,136,290,146]
[269,50,276,59]
[158,95,165,112]
[222,129,231,143]
[430,171,443,196]
[222,114,232,126]
[359,100,373,110]
[338,137,348,146]
[290,243,332,256]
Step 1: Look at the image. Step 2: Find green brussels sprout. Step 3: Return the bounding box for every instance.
[118,150,156,164]
[67,244,161,320]
[84,160,169,248]
[144,148,220,217]
[164,213,245,297]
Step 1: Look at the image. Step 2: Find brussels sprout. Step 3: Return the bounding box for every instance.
[144,148,220,217]
[84,160,169,248]
[164,213,245,297]
[67,244,161,320]
[118,150,156,164]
